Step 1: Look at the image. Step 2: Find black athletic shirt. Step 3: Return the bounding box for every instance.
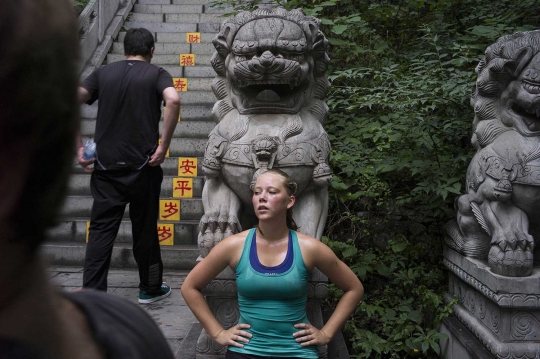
[0,291,174,359]
[64,290,175,359]
[82,60,174,170]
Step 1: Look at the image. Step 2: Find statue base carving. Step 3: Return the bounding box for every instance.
[442,246,540,359]
[195,267,329,359]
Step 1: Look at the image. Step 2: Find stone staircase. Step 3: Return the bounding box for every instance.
[43,0,225,270]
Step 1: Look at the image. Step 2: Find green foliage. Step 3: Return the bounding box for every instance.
[73,0,90,17]
[324,235,456,358]
[210,0,540,357]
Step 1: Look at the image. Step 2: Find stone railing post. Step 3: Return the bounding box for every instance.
[77,0,134,78]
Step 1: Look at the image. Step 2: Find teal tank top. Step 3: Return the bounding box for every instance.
[229,228,319,358]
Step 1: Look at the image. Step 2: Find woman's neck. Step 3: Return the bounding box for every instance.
[257,220,289,242]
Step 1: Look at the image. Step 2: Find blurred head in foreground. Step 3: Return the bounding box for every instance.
[0,0,79,252]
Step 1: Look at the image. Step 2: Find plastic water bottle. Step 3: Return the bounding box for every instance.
[83,140,96,160]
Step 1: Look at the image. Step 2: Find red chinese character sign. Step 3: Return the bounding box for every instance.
[157,224,174,245]
[180,54,195,66]
[178,157,197,177]
[173,178,193,198]
[186,32,201,43]
[173,78,188,92]
[159,199,180,221]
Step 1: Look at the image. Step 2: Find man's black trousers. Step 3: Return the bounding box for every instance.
[83,166,164,292]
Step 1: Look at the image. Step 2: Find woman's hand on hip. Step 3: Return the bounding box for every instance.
[293,323,331,346]
[214,324,252,347]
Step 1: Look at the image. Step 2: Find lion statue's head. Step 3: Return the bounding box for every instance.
[210,7,331,122]
[471,30,540,149]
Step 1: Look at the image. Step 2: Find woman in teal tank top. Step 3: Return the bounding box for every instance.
[182,169,364,358]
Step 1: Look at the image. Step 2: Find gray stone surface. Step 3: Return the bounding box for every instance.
[165,13,202,23]
[204,5,232,14]
[43,243,199,269]
[445,30,540,277]
[80,119,214,137]
[444,247,540,297]
[198,8,332,256]
[161,65,184,77]
[112,42,191,54]
[198,23,220,32]
[138,0,171,4]
[191,43,216,55]
[134,4,203,13]
[47,219,199,244]
[443,246,540,358]
[47,266,199,359]
[165,14,222,23]
[71,156,206,176]
[124,21,197,33]
[156,32,215,43]
[67,174,204,197]
[172,0,210,4]
[60,196,203,218]
[441,30,540,359]
[81,102,216,120]
[440,317,494,359]
[183,66,216,78]
[107,53,213,65]
[178,91,216,106]
[130,13,165,23]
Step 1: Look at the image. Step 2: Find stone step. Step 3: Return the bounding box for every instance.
[81,103,214,121]
[164,14,222,24]
[80,119,214,138]
[77,137,207,156]
[177,91,216,105]
[134,4,203,14]
[106,53,213,66]
[47,218,200,244]
[164,65,216,78]
[112,42,216,55]
[42,242,199,269]
[123,21,220,33]
[113,42,190,54]
[67,174,204,197]
[118,31,215,43]
[71,157,206,175]
[60,196,204,219]
[129,9,221,24]
[137,0,211,5]
[80,91,216,106]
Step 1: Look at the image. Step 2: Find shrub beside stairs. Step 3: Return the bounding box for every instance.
[43,0,225,270]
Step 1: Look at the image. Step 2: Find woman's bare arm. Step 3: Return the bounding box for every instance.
[294,235,364,346]
[180,232,252,347]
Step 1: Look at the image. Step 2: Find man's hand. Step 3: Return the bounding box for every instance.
[148,144,167,166]
[213,324,252,348]
[77,146,95,173]
[293,323,331,346]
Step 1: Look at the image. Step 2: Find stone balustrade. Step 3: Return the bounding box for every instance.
[77,0,134,78]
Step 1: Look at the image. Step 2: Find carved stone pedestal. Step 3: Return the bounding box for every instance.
[442,247,540,359]
[196,267,329,358]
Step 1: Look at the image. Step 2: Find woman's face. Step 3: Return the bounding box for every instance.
[252,172,295,221]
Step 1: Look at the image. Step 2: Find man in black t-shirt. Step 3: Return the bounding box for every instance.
[0,3,175,358]
[77,28,180,303]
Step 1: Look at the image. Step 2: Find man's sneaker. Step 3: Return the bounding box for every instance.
[138,283,171,304]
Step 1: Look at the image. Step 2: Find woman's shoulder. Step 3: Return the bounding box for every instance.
[294,231,326,252]
[218,229,252,248]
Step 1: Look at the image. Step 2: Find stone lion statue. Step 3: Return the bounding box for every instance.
[198,7,332,257]
[445,30,540,276]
